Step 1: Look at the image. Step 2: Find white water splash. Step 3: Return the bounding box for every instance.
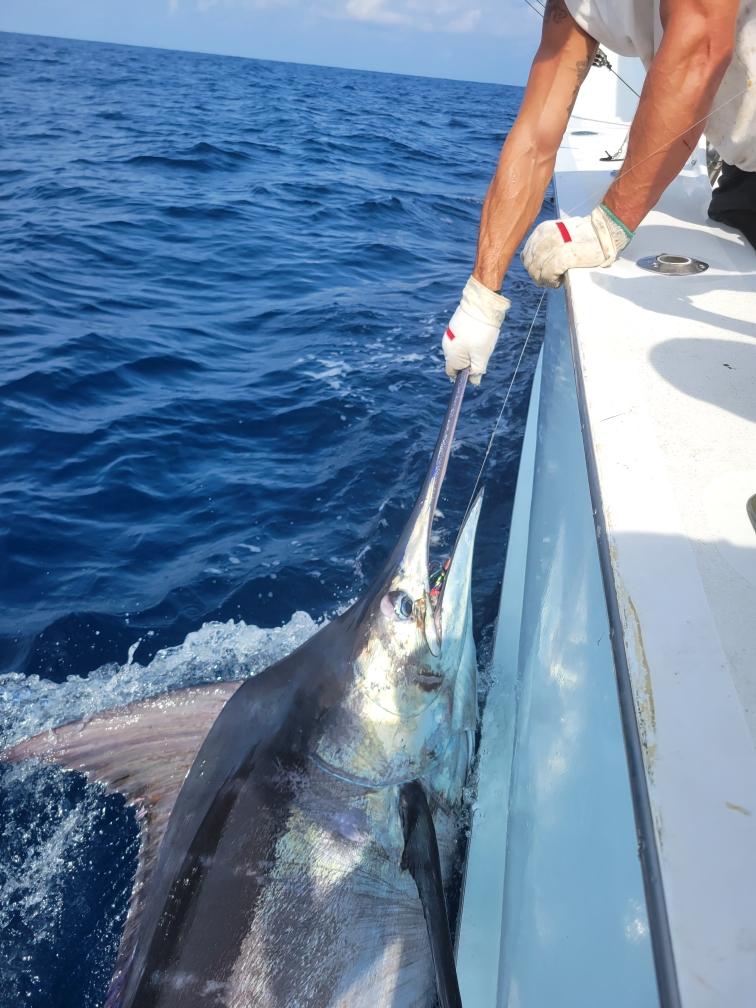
[0,612,319,751]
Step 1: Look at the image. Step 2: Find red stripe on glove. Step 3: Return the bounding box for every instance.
[445,327,456,341]
[556,221,572,243]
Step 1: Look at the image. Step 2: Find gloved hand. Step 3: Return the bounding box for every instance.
[442,275,511,386]
[521,204,634,288]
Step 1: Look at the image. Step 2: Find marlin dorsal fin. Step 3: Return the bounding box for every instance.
[0,681,241,999]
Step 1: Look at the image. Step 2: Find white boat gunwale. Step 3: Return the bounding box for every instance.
[563,282,681,1008]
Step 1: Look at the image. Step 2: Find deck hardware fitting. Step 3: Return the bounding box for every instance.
[637,253,709,276]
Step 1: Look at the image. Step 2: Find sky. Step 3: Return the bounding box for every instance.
[0,0,541,85]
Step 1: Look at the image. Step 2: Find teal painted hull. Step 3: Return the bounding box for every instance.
[458,290,658,1006]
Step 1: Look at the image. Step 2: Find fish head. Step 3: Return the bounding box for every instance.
[316,374,481,793]
[358,485,483,715]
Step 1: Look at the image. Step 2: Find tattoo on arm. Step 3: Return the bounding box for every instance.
[567,56,592,114]
[541,0,597,116]
[543,0,569,23]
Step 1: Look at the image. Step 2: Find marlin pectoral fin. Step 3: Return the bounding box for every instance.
[399,780,463,1008]
[0,682,241,810]
[0,682,241,998]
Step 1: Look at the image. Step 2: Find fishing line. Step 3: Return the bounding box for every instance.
[458,290,547,524]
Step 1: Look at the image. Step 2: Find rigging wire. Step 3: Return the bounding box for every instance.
[521,0,548,21]
[521,0,641,100]
[591,47,641,98]
[606,63,639,97]
[562,82,750,218]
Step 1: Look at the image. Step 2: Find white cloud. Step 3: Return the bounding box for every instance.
[340,0,496,34]
[182,0,530,38]
[345,0,408,24]
[447,7,481,31]
[190,0,298,10]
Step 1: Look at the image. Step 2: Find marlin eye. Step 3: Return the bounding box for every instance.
[390,591,414,620]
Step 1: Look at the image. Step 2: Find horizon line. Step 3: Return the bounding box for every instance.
[0,28,525,89]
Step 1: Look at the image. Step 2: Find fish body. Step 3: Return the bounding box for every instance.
[3,372,481,1007]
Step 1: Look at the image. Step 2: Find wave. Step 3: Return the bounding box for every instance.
[0,34,542,1002]
[125,142,251,172]
[0,611,319,750]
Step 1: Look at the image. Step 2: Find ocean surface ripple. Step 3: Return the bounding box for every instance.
[0,31,546,1006]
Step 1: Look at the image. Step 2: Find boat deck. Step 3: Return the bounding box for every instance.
[562,59,756,1008]
[458,52,756,1008]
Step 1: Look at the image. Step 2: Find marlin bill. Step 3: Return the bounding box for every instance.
[1,370,482,1008]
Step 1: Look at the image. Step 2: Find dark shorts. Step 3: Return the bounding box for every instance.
[708,163,756,250]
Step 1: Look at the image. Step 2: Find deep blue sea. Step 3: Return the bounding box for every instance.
[0,31,546,1006]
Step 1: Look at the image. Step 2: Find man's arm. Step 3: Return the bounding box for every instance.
[440,0,594,384]
[520,0,740,290]
[473,0,597,291]
[603,0,738,230]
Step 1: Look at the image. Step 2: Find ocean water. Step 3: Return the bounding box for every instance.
[0,31,547,1006]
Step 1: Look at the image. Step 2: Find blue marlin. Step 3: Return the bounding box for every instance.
[2,372,481,1008]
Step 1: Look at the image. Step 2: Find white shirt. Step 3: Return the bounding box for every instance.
[564,0,756,171]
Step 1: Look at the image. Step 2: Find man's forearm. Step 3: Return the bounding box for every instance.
[603,8,736,230]
[471,0,596,292]
[472,129,559,291]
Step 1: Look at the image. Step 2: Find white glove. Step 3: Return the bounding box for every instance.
[521,204,633,288]
[442,275,511,386]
